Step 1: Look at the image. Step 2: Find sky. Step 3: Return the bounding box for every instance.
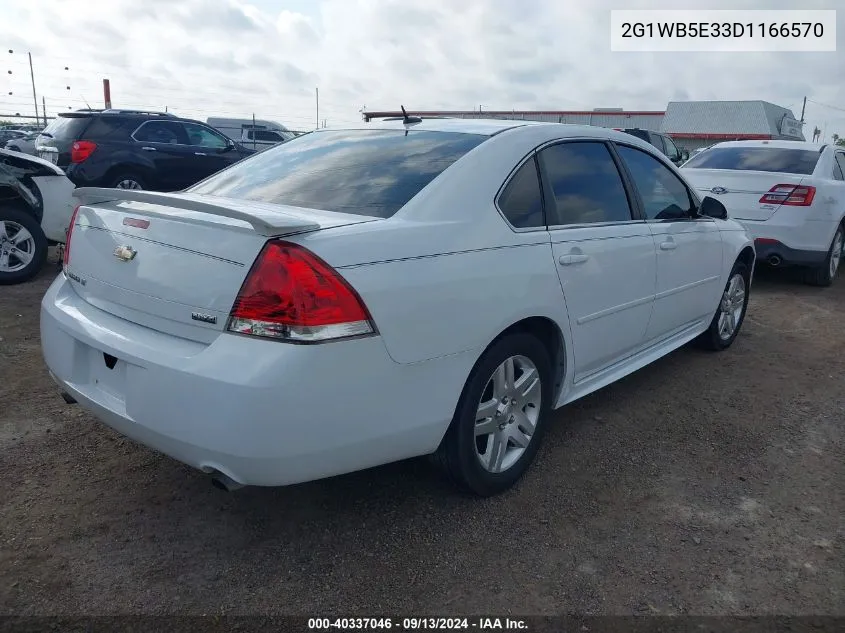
[1,0,844,140]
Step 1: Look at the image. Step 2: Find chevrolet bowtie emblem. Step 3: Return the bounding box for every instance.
[113,245,137,262]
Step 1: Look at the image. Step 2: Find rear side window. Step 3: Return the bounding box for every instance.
[40,115,90,140]
[187,129,487,218]
[538,142,632,226]
[497,157,544,228]
[80,116,133,139]
[834,153,845,181]
[248,130,284,142]
[132,121,187,144]
[683,146,821,175]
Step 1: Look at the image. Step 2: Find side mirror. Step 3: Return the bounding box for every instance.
[699,196,728,220]
[680,149,690,161]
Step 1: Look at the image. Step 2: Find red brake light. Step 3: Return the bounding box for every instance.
[227,241,375,342]
[63,205,80,269]
[70,140,97,163]
[759,184,816,206]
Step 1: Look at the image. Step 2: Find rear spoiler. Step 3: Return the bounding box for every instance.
[73,188,320,237]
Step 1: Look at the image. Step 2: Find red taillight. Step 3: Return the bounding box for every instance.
[227,240,375,343]
[63,205,80,269]
[759,184,816,206]
[70,140,97,163]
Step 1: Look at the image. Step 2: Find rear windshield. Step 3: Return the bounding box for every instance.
[186,129,487,218]
[682,146,821,175]
[40,115,91,140]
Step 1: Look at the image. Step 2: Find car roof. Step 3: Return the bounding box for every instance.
[709,139,825,151]
[319,118,658,147]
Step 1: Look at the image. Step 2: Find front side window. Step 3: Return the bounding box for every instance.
[617,145,694,221]
[187,129,487,218]
[182,122,229,149]
[538,141,632,226]
[497,157,544,228]
[663,136,681,159]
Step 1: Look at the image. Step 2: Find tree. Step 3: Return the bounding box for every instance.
[834,133,840,145]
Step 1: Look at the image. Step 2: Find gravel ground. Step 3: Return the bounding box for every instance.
[1,251,843,616]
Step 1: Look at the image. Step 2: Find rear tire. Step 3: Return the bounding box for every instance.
[433,332,553,496]
[0,206,48,285]
[109,172,146,190]
[805,225,843,287]
[696,260,750,351]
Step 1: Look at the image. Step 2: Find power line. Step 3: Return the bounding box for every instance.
[807,99,845,114]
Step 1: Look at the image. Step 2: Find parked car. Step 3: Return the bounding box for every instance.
[0,128,29,147]
[5,131,40,155]
[682,140,845,286]
[618,128,689,166]
[42,120,754,496]
[34,109,255,191]
[0,147,77,284]
[207,117,296,152]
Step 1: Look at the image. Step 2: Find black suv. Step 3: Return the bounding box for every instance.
[34,109,255,191]
[619,129,689,166]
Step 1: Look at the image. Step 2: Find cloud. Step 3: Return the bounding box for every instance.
[0,0,842,140]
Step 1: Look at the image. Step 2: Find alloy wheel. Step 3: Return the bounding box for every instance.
[0,220,36,273]
[718,273,746,341]
[474,355,542,473]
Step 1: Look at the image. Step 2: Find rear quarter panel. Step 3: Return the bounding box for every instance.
[338,236,570,366]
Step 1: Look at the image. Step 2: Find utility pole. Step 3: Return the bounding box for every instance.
[800,96,807,122]
[42,96,46,125]
[102,78,111,109]
[316,87,319,130]
[28,52,39,127]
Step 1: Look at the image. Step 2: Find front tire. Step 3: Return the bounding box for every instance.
[433,332,553,496]
[805,225,843,287]
[0,206,48,285]
[696,260,750,351]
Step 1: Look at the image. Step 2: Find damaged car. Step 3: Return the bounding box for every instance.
[0,148,76,284]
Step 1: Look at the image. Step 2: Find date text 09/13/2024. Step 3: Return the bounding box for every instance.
[308,617,528,630]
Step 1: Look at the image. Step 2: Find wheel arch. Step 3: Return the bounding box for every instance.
[736,244,756,280]
[452,316,568,418]
[102,162,154,188]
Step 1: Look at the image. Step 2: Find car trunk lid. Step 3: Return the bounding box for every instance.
[64,188,380,343]
[682,169,807,221]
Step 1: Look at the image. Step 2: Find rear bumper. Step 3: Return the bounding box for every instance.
[40,274,471,486]
[753,239,827,267]
[735,218,836,267]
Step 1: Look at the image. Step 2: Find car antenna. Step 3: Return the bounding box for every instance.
[80,94,92,109]
[400,105,422,125]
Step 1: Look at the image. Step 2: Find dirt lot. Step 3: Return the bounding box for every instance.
[1,251,843,616]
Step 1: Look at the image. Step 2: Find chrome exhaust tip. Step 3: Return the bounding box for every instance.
[210,472,245,492]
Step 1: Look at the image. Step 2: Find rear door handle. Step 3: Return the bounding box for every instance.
[559,253,589,265]
[659,241,677,251]
[141,146,156,152]
[194,152,207,156]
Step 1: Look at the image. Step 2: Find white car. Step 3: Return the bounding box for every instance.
[682,140,845,286]
[5,132,39,155]
[1,148,77,284]
[40,119,755,496]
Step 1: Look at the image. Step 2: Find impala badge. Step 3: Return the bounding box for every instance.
[191,312,217,324]
[113,245,137,262]
[710,186,728,195]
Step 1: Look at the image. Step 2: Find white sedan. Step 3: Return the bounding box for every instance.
[682,140,845,286]
[40,119,755,496]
